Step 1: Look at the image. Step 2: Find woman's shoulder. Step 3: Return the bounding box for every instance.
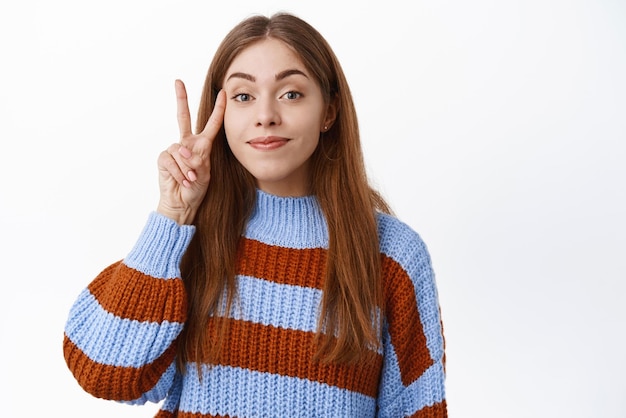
[375,212,432,271]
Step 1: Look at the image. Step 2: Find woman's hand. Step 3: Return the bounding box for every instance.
[156,79,226,225]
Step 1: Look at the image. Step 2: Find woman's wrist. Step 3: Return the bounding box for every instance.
[156,204,196,225]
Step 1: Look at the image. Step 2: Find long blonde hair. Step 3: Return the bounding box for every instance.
[178,12,391,368]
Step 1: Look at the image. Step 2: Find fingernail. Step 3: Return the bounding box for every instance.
[182,179,191,188]
[187,170,197,181]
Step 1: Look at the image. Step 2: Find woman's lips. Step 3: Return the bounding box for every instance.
[247,136,289,150]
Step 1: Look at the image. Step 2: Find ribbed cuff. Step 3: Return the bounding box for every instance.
[124,212,196,279]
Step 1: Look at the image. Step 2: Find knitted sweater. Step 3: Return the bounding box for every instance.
[63,190,447,417]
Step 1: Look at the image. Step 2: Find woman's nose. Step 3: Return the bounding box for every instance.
[255,97,281,127]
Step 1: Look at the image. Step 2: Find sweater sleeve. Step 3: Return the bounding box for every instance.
[376,214,447,418]
[62,212,194,404]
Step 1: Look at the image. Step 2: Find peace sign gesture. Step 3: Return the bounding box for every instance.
[156,79,226,225]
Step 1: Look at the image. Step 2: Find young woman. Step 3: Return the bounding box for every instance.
[63,12,447,417]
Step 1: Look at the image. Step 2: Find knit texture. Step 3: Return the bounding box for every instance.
[63,190,447,417]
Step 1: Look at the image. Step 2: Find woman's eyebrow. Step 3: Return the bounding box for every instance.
[226,72,255,82]
[226,69,308,83]
[275,69,308,80]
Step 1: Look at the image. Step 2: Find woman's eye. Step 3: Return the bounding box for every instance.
[283,91,302,100]
[233,93,252,102]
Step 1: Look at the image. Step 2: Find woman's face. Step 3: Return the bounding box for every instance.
[222,38,332,197]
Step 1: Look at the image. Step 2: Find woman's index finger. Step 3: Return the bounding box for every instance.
[175,79,193,138]
[200,89,226,137]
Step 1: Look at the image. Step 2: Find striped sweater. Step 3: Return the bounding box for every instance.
[63,190,447,417]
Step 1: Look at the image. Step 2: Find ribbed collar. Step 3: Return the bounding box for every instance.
[245,189,329,249]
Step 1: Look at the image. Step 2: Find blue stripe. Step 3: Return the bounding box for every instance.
[225,275,322,332]
[414,269,445,362]
[226,275,382,354]
[179,364,376,417]
[64,288,183,367]
[376,321,404,416]
[159,372,183,412]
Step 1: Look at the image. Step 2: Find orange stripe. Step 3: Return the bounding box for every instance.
[88,261,187,323]
[410,400,448,418]
[63,334,176,401]
[194,318,383,398]
[382,254,433,386]
[154,411,176,418]
[236,239,327,289]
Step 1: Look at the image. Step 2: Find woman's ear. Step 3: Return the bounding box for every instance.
[321,95,339,132]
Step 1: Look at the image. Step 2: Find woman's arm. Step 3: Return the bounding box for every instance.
[376,214,447,417]
[63,212,194,404]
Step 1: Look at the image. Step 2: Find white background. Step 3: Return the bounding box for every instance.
[1,0,624,417]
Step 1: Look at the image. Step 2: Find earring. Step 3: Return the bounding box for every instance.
[323,125,328,131]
